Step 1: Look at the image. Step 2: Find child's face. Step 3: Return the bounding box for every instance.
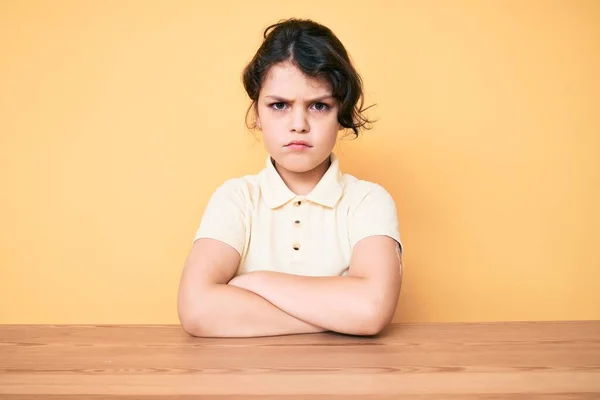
[255,61,341,174]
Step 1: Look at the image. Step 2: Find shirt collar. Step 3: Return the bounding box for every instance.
[259,153,344,209]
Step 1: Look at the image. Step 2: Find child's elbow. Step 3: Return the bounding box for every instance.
[178,307,202,337]
[178,299,213,337]
[359,314,392,336]
[354,301,395,336]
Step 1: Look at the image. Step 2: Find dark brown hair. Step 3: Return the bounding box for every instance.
[242,18,375,138]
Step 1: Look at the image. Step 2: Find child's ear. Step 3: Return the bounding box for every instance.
[254,106,262,130]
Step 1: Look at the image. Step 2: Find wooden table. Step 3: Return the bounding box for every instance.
[1,321,599,399]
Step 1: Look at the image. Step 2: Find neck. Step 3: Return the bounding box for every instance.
[274,156,331,196]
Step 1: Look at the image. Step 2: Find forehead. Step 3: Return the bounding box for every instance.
[261,62,332,96]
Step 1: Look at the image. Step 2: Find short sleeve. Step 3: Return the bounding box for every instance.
[348,183,403,253]
[193,180,247,256]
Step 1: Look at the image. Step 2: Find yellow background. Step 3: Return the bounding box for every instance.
[1,1,598,324]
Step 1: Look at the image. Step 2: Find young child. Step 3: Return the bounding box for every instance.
[177,18,403,338]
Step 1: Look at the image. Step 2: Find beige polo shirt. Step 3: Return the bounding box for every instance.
[193,153,402,277]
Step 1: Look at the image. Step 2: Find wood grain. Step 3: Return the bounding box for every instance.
[1,321,599,399]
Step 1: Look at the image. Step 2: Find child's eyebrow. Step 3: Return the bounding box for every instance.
[264,95,334,103]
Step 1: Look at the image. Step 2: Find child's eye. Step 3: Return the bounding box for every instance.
[270,102,287,111]
[312,102,330,112]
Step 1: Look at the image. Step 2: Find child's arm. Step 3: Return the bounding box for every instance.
[177,238,326,338]
[228,235,402,336]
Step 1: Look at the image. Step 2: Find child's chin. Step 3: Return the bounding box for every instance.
[278,155,320,173]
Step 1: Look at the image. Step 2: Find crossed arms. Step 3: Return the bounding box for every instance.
[177,236,402,337]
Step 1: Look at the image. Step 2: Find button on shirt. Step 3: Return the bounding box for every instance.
[193,153,402,277]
